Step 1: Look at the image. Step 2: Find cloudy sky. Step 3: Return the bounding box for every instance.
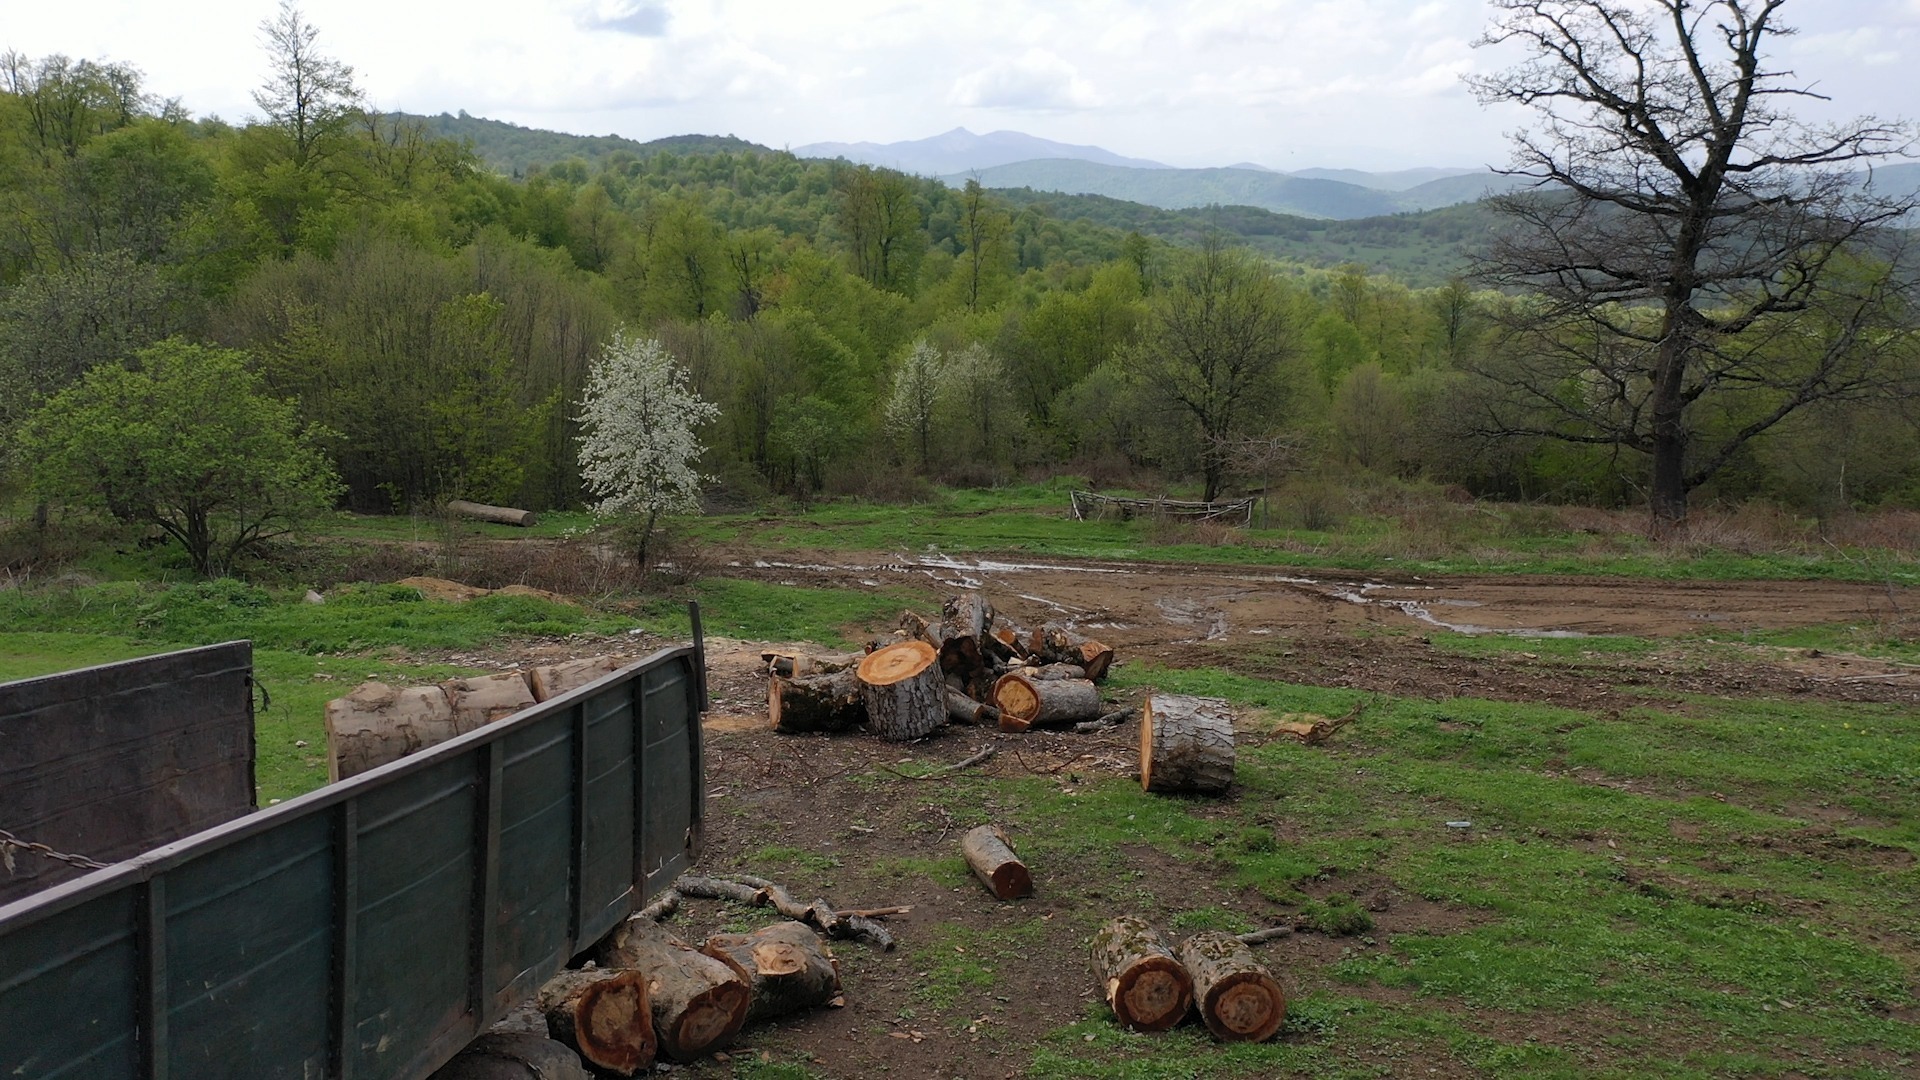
[8,0,1918,170]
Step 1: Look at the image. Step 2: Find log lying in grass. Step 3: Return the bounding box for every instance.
[428,1032,592,1080]
[858,640,945,741]
[529,655,629,701]
[1140,693,1235,795]
[446,499,537,527]
[325,681,458,781]
[992,673,1103,733]
[700,921,842,1024]
[536,968,656,1076]
[1176,931,1286,1042]
[1090,915,1193,1032]
[596,920,750,1063]
[770,669,866,734]
[444,671,536,732]
[961,825,1033,900]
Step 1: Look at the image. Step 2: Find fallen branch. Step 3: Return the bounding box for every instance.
[1262,702,1364,746]
[676,874,897,951]
[1073,707,1135,735]
[1235,926,1296,945]
[882,744,997,781]
[636,888,681,923]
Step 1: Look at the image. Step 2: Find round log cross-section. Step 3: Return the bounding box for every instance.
[857,640,944,741]
[1176,931,1286,1042]
[1089,915,1193,1032]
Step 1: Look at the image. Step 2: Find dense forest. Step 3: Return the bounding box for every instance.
[2,16,1916,554]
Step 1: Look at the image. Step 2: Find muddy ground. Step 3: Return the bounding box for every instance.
[464,551,1917,1077]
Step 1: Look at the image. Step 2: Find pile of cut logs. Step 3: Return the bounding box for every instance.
[1092,915,1288,1042]
[767,591,1128,740]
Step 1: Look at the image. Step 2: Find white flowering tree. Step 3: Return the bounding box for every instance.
[883,340,946,472]
[576,333,718,568]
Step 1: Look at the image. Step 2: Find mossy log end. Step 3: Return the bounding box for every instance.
[1089,915,1193,1033]
[1176,931,1286,1042]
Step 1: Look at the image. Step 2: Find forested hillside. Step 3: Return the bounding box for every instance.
[2,31,1916,556]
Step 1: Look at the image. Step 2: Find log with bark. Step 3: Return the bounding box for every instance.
[946,688,1000,727]
[857,640,945,741]
[596,921,750,1063]
[427,1033,591,1080]
[1140,693,1236,795]
[937,592,992,678]
[446,499,537,527]
[896,610,937,646]
[992,673,1103,733]
[987,626,1030,661]
[769,669,866,734]
[325,681,458,781]
[529,655,630,702]
[443,671,537,732]
[699,921,842,1024]
[1175,931,1287,1042]
[1030,623,1115,681]
[761,651,860,679]
[536,968,656,1075]
[1089,916,1193,1033]
[1028,663,1088,681]
[961,825,1033,900]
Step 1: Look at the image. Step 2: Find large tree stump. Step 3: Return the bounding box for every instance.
[1140,694,1236,795]
[1090,916,1193,1033]
[443,671,536,732]
[699,921,842,1024]
[325,681,458,781]
[770,669,866,734]
[428,1033,591,1080]
[530,655,629,701]
[993,674,1102,733]
[857,640,945,741]
[536,968,656,1076]
[961,825,1033,900]
[597,920,751,1062]
[1176,931,1287,1042]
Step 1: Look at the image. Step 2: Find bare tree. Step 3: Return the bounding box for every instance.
[1467,0,1918,528]
[253,1,361,167]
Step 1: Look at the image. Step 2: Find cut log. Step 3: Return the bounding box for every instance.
[992,674,1103,733]
[446,499,537,527]
[761,651,860,679]
[1141,694,1235,795]
[325,681,457,781]
[961,825,1033,900]
[864,629,908,654]
[529,655,629,701]
[699,921,841,1024]
[856,640,945,742]
[988,626,1030,661]
[536,968,656,1076]
[896,610,937,646]
[1031,623,1115,681]
[1090,916,1193,1033]
[770,669,866,734]
[1176,931,1286,1042]
[946,688,996,726]
[937,592,991,675]
[428,1033,591,1080]
[596,920,750,1063]
[1029,663,1087,681]
[443,671,536,733]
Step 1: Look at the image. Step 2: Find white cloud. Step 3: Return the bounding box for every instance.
[949,49,1100,111]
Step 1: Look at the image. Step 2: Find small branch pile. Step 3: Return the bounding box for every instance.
[766,590,1124,740]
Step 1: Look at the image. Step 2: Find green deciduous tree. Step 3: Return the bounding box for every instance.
[253,1,360,168]
[21,339,340,575]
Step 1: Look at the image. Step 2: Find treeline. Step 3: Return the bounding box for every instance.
[2,30,1916,526]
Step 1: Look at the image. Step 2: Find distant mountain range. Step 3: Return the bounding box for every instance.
[792,127,1170,175]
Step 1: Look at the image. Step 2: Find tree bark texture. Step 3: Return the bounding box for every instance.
[536,968,656,1076]
[699,921,842,1024]
[993,674,1102,732]
[857,640,945,741]
[445,500,537,526]
[529,655,630,702]
[1030,623,1114,680]
[1175,931,1287,1042]
[427,1033,591,1080]
[595,920,751,1062]
[1140,694,1235,795]
[761,651,860,679]
[946,688,998,726]
[325,681,457,781]
[961,824,1033,900]
[443,671,536,732]
[938,592,992,678]
[1089,915,1193,1033]
[769,669,866,734]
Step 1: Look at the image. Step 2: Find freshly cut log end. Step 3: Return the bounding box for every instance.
[428,1033,591,1080]
[700,921,841,1024]
[1140,693,1236,796]
[1089,916,1193,1033]
[961,825,1033,900]
[857,640,945,742]
[1176,931,1286,1042]
[1076,641,1116,682]
[537,968,656,1075]
[596,920,751,1063]
[770,669,866,734]
[993,674,1102,732]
